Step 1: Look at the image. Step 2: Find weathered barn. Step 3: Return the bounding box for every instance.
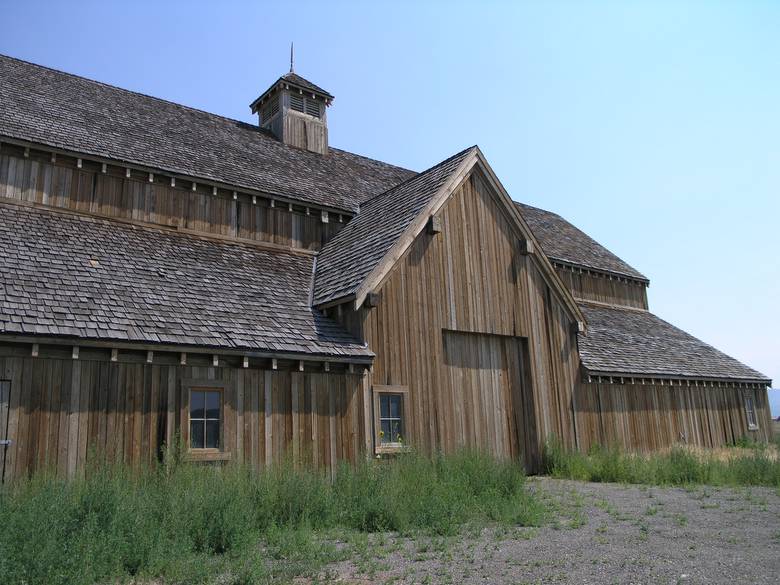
[0,55,771,481]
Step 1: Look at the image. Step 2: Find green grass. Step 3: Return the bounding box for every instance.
[543,439,780,487]
[0,450,544,585]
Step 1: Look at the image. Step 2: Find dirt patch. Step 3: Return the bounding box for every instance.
[324,478,780,584]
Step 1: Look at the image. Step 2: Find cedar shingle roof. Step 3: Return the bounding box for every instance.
[0,201,372,359]
[578,302,770,383]
[0,54,413,213]
[313,147,476,306]
[278,72,334,99]
[516,203,647,281]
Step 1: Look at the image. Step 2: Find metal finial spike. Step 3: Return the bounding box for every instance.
[290,42,294,73]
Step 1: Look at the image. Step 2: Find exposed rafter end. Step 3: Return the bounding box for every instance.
[180,352,187,365]
[31,343,39,358]
[146,351,154,364]
[72,346,79,360]
[271,358,278,370]
[111,348,118,362]
[243,356,249,368]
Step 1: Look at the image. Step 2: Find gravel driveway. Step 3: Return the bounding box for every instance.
[326,477,780,584]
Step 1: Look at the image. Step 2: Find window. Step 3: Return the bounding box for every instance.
[379,394,403,444]
[189,389,222,450]
[745,395,759,430]
[373,385,409,452]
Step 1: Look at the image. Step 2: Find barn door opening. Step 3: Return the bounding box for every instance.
[0,381,10,483]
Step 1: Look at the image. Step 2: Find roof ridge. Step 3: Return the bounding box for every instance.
[360,145,477,208]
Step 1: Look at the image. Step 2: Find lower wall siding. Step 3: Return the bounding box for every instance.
[575,382,772,452]
[0,355,368,482]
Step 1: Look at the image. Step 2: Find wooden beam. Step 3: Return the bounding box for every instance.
[427,215,442,234]
[518,239,534,255]
[364,292,380,308]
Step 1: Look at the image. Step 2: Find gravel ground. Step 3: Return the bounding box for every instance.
[324,477,780,585]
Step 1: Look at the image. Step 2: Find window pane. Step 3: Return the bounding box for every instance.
[390,420,402,442]
[380,395,390,418]
[190,391,205,420]
[389,395,401,418]
[380,419,392,443]
[190,420,204,449]
[205,420,220,449]
[205,391,220,420]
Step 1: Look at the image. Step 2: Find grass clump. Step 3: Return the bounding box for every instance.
[0,450,542,585]
[543,438,780,487]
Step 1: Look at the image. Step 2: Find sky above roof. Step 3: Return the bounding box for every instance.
[2,1,778,412]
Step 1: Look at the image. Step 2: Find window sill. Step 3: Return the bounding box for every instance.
[375,443,411,455]
[186,450,232,462]
[747,425,760,432]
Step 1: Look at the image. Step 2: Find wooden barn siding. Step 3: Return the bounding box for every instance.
[0,351,368,482]
[0,151,345,251]
[575,381,772,452]
[335,171,580,469]
[554,266,649,309]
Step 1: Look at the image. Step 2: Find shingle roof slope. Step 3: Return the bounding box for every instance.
[0,54,413,212]
[314,147,476,306]
[578,302,770,383]
[0,201,372,359]
[516,203,647,281]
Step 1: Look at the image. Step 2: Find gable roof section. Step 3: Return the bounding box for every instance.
[0,54,413,213]
[313,147,476,306]
[0,201,372,360]
[516,203,648,282]
[578,302,770,384]
[314,147,585,326]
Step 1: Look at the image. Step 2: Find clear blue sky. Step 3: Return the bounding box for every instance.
[3,1,778,413]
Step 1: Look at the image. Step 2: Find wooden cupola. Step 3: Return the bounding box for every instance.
[250,68,334,155]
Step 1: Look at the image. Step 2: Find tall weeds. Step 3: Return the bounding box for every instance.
[0,450,542,585]
[543,438,780,487]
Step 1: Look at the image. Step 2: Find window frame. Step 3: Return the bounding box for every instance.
[183,379,231,462]
[372,385,410,454]
[744,394,759,431]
